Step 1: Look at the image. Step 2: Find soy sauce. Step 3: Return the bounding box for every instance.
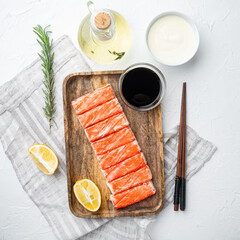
[122,67,161,107]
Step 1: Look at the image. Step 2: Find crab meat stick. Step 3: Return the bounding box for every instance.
[108,165,152,194]
[85,113,128,142]
[72,84,115,115]
[103,153,146,182]
[92,127,135,155]
[111,182,156,209]
[78,98,122,128]
[97,141,141,170]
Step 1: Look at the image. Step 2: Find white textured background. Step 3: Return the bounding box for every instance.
[1,0,240,239]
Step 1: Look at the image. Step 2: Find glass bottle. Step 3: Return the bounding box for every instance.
[78,1,132,64]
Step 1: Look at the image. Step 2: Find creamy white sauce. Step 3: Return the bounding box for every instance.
[148,15,198,65]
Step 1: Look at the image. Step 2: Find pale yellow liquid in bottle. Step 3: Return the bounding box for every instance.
[78,11,132,64]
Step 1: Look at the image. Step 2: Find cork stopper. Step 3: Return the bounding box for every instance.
[94,12,111,30]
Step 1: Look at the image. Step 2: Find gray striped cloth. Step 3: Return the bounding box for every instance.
[0,35,217,240]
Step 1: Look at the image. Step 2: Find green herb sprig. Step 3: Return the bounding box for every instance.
[33,25,56,132]
[108,50,125,60]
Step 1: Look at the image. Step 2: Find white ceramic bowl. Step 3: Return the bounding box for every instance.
[146,12,200,66]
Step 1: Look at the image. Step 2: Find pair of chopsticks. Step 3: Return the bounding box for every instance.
[174,82,186,211]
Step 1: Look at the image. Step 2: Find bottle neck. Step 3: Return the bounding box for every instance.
[90,9,116,41]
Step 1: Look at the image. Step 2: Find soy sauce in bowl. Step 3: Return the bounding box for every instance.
[119,63,166,111]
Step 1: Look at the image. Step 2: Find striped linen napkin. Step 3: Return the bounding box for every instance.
[0,35,217,240]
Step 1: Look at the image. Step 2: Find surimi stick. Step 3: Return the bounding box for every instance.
[92,127,135,155]
[72,84,115,115]
[97,141,141,170]
[111,181,155,209]
[78,99,122,128]
[85,113,128,142]
[103,153,146,182]
[107,165,152,194]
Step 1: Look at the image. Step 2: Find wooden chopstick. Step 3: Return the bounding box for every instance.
[180,83,186,211]
[173,82,186,211]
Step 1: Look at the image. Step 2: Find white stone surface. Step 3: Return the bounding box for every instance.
[0,0,240,239]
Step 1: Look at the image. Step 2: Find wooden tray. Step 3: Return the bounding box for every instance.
[63,71,164,218]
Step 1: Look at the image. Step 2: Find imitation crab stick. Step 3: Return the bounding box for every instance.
[103,153,146,182]
[85,113,128,142]
[78,98,122,128]
[97,141,141,170]
[111,181,156,209]
[108,165,152,194]
[72,84,115,115]
[92,127,135,155]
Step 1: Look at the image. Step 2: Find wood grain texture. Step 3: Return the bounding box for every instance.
[63,71,164,218]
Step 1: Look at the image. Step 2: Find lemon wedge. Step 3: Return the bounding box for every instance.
[73,179,101,212]
[28,144,58,175]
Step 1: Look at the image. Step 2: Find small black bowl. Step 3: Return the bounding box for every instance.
[119,63,167,111]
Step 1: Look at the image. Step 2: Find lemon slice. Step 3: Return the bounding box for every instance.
[28,144,58,175]
[73,179,101,212]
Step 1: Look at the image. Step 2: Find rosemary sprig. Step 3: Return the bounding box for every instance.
[108,50,125,60]
[33,25,56,132]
